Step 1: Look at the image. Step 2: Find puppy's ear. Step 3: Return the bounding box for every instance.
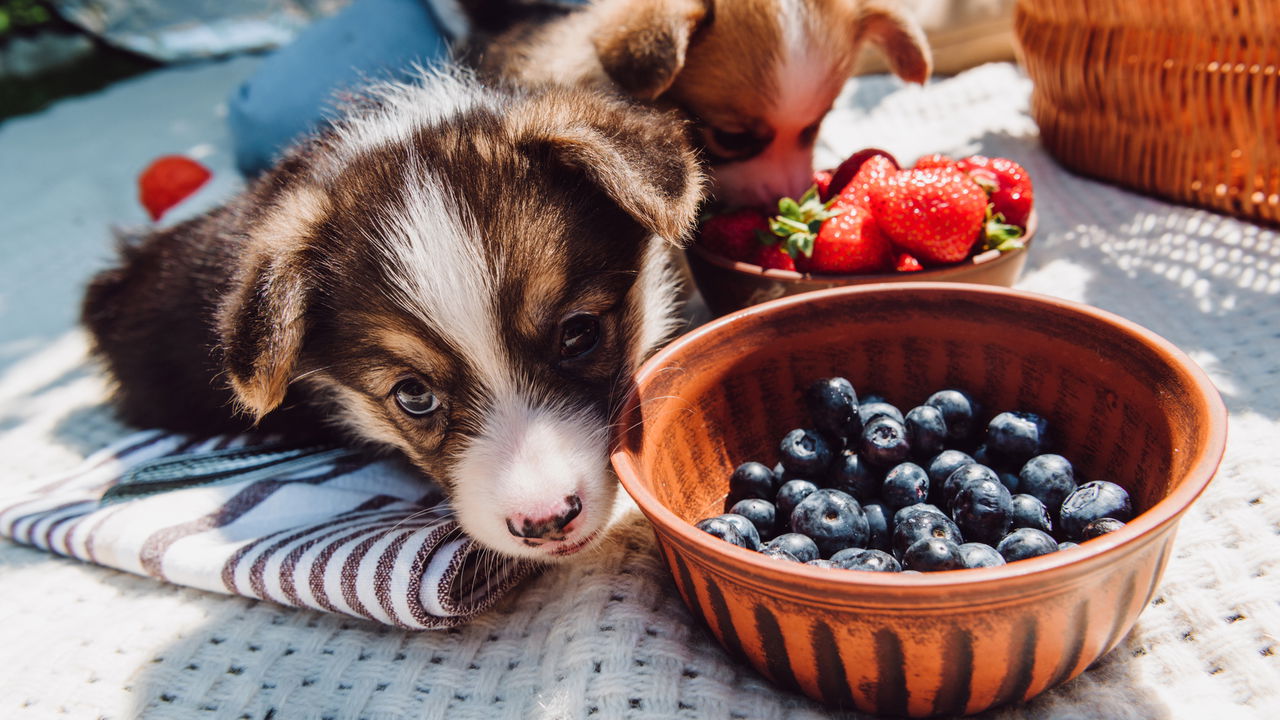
[520,103,706,246]
[591,0,710,100]
[854,1,932,84]
[216,187,329,421]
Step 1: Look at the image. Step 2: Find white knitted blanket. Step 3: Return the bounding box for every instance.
[1,60,1278,719]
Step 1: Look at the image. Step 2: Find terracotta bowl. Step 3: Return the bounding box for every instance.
[611,283,1226,716]
[686,213,1036,317]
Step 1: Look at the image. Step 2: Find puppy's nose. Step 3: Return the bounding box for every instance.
[506,495,582,540]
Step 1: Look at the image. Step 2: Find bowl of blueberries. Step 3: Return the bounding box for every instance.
[611,282,1226,716]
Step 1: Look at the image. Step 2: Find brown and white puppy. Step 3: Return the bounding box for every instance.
[82,71,703,561]
[444,0,931,207]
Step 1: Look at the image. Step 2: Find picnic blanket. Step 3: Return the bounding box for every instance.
[0,431,533,629]
[2,60,1279,719]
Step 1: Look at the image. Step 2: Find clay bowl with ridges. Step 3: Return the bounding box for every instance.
[611,283,1226,716]
[686,213,1036,317]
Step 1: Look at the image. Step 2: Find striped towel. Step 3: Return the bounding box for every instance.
[0,431,535,629]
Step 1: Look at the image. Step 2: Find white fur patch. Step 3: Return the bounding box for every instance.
[450,395,616,559]
[328,67,499,170]
[373,161,515,400]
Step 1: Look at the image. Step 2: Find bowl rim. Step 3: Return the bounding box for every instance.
[687,212,1038,285]
[611,282,1228,593]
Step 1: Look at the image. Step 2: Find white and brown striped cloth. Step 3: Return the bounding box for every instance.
[0,431,535,629]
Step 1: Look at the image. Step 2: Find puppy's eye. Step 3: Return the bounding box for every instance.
[393,379,440,416]
[711,128,760,153]
[559,313,601,360]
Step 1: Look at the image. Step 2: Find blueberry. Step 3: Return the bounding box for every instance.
[831,548,901,572]
[893,502,945,527]
[775,478,819,524]
[881,462,930,511]
[927,450,974,502]
[695,517,751,549]
[760,546,802,562]
[1019,454,1077,516]
[728,498,778,541]
[1059,481,1133,541]
[996,528,1059,562]
[860,401,905,425]
[958,542,1006,568]
[827,450,881,500]
[715,514,762,551]
[924,389,982,444]
[727,461,778,506]
[860,416,911,468]
[892,508,963,560]
[779,428,835,477]
[1009,494,1053,534]
[766,532,819,563]
[806,558,838,569]
[805,377,861,442]
[986,411,1050,465]
[862,501,893,552]
[905,405,947,460]
[1081,517,1126,540]
[951,477,1013,546]
[790,489,869,557]
[941,463,1000,510]
[997,471,1021,494]
[902,537,965,571]
[1057,541,1080,551]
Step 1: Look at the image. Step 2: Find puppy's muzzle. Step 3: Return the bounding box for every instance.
[505,494,583,543]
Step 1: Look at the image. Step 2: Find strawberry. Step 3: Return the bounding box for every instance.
[699,209,770,262]
[812,169,834,198]
[832,154,897,211]
[895,251,924,272]
[799,203,893,274]
[766,186,891,274]
[956,155,1034,227]
[755,244,798,271]
[826,148,899,201]
[139,155,212,221]
[914,153,956,170]
[869,167,989,264]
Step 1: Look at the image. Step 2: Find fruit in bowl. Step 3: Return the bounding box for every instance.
[611,284,1225,716]
[689,149,1036,316]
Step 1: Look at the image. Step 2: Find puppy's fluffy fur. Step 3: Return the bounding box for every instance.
[447,0,931,206]
[82,71,704,561]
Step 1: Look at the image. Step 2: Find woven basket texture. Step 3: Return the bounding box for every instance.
[1015,0,1280,225]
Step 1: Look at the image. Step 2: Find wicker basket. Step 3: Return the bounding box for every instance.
[1015,0,1280,225]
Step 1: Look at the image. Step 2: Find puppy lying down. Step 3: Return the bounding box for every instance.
[82,71,704,561]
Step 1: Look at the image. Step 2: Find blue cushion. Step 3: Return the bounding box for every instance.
[228,0,450,175]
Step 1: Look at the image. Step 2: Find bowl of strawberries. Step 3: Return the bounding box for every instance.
[688,149,1036,316]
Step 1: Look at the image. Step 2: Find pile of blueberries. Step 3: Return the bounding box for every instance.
[695,378,1134,572]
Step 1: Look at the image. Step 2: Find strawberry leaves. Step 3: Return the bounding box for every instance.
[766,186,839,259]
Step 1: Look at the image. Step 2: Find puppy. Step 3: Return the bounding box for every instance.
[81,71,704,561]
[445,0,931,207]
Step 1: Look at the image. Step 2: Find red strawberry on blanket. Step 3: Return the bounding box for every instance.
[139,155,212,221]
[700,209,770,262]
[957,155,1035,227]
[869,166,989,264]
